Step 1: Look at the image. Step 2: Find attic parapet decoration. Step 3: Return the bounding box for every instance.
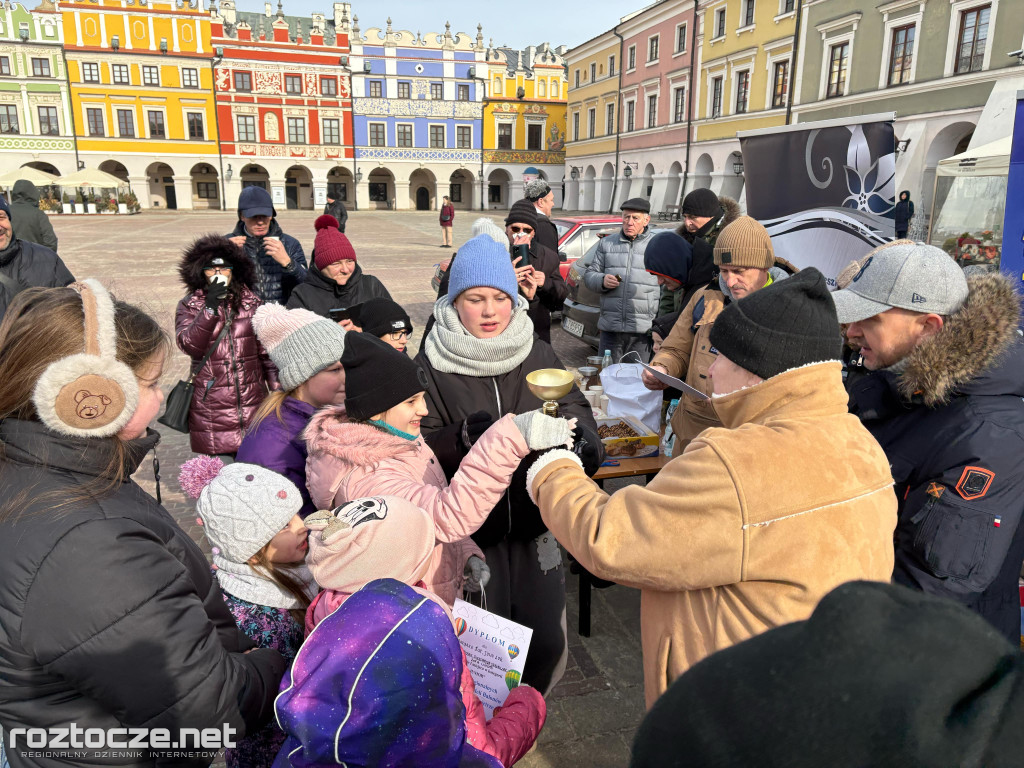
[354,20,484,51]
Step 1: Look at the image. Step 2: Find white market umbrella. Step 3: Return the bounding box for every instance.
[0,166,58,187]
[55,168,129,189]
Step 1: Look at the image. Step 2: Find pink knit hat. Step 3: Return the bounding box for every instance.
[314,214,357,271]
[251,303,347,390]
[305,496,434,594]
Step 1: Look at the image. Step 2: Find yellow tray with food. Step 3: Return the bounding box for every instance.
[596,416,660,458]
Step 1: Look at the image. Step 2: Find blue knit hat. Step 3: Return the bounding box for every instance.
[447,234,518,300]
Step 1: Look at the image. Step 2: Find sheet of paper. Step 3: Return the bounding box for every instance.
[453,599,533,719]
[639,361,711,400]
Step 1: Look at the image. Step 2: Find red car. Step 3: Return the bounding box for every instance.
[430,215,623,293]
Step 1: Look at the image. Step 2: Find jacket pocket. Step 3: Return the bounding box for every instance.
[911,498,989,582]
[656,635,672,696]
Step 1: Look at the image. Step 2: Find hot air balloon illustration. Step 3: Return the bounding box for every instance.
[505,669,521,691]
[455,617,467,636]
[507,644,519,660]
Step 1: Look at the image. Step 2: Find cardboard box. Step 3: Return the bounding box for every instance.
[597,416,659,458]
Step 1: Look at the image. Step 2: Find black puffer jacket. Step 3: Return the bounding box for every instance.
[224,219,307,305]
[323,199,348,233]
[675,195,741,309]
[10,180,58,251]
[0,238,75,321]
[416,337,602,548]
[285,262,391,318]
[0,422,286,767]
[849,274,1024,642]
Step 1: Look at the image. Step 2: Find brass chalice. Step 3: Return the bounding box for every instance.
[526,368,575,417]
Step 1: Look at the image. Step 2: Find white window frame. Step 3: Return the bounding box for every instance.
[776,0,796,18]
[763,43,792,110]
[588,107,596,137]
[145,107,168,139]
[367,121,386,147]
[36,104,60,136]
[81,61,100,83]
[675,23,688,55]
[713,7,727,40]
[625,98,636,131]
[943,0,998,76]
[456,124,474,149]
[606,101,615,134]
[574,69,580,88]
[111,63,130,85]
[732,67,751,114]
[395,121,414,148]
[114,106,136,138]
[572,110,579,141]
[321,116,342,145]
[647,34,660,64]
[82,103,105,136]
[496,119,514,149]
[877,1,923,88]
[738,0,756,32]
[235,112,256,142]
[141,64,160,86]
[627,45,637,71]
[672,85,687,123]
[817,16,859,101]
[706,71,726,118]
[428,122,446,149]
[184,109,206,141]
[181,66,200,89]
[608,54,616,76]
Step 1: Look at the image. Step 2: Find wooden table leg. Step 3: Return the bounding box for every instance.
[579,567,592,638]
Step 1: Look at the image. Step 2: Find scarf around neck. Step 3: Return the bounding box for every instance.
[215,554,318,610]
[424,295,535,377]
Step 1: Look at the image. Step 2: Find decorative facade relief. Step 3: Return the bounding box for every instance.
[304,72,318,96]
[354,97,481,119]
[254,69,281,94]
[356,147,482,162]
[263,112,279,140]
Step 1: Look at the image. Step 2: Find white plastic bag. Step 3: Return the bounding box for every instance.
[600,363,662,433]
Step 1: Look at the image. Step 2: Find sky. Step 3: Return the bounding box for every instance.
[235,0,637,51]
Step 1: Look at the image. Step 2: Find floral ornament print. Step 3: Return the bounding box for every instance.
[842,125,895,215]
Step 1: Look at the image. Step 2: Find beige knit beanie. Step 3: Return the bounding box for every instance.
[713,216,775,270]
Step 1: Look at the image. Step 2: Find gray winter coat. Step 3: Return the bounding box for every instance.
[583,227,659,333]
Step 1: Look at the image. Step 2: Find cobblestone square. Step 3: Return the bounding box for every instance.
[50,208,645,767]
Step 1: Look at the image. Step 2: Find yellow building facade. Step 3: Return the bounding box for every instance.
[60,0,220,209]
[563,29,619,211]
[481,43,568,209]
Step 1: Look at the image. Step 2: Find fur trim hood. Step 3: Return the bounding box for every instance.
[178,234,256,292]
[675,195,741,239]
[304,405,418,468]
[899,273,1022,406]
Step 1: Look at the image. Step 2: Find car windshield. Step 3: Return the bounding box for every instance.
[553,220,572,239]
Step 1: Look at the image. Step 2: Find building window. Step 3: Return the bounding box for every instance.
[37,106,59,135]
[711,76,723,117]
[111,64,129,84]
[449,183,462,203]
[429,124,445,148]
[574,69,580,88]
[286,116,305,144]
[628,45,636,69]
[234,71,252,91]
[322,118,340,145]
[397,81,411,98]
[142,65,159,86]
[396,124,412,147]
[676,23,687,52]
[608,55,615,76]
[497,123,512,149]
[715,8,727,38]
[493,77,502,95]
[827,42,849,98]
[430,82,443,100]
[489,184,502,203]
[182,68,199,88]
[783,0,795,11]
[196,182,218,199]
[606,102,615,133]
[0,57,9,76]
[368,123,385,146]
[369,183,388,202]
[588,108,596,137]
[457,125,472,148]
[647,94,657,127]
[742,0,755,27]
[735,71,750,113]
[116,108,135,137]
[31,58,51,77]
[236,114,256,142]
[626,100,635,131]
[0,105,18,134]
[81,62,99,82]
[85,107,103,136]
[648,35,659,62]
[320,76,337,96]
[553,81,559,98]
[285,75,302,94]
[572,112,579,141]
[772,60,789,108]
[148,110,166,138]
[590,62,596,81]
[187,112,205,140]
[955,5,989,74]
[888,25,915,85]
[457,83,469,101]
[527,123,542,149]
[368,80,382,97]
[673,86,686,122]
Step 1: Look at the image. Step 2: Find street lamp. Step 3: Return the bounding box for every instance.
[623,161,638,178]
[225,163,233,182]
[733,159,744,175]
[570,166,580,181]
[355,167,363,182]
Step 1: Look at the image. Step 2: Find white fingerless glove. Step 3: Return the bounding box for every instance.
[464,555,490,593]
[512,411,576,451]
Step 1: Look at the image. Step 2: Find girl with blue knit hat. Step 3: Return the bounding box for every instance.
[414,234,603,697]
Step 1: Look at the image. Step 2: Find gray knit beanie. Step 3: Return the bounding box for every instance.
[252,304,347,390]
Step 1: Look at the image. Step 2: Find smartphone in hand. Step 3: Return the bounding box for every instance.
[512,243,530,268]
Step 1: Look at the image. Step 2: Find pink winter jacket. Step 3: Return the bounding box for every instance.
[304,407,533,605]
[306,583,546,766]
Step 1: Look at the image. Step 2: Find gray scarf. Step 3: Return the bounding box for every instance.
[215,555,318,610]
[424,295,535,376]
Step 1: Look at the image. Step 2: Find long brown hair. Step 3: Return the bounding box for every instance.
[249,548,312,625]
[0,286,169,521]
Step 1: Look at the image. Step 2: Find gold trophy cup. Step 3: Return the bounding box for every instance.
[526,368,575,417]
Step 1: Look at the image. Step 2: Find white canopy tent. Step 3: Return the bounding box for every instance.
[54,168,129,189]
[0,166,59,187]
[935,136,1011,177]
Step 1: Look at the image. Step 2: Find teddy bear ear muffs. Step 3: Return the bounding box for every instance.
[32,279,140,438]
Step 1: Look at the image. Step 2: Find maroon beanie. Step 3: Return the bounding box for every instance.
[314,214,356,270]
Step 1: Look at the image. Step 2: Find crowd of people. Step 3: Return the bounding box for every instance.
[0,176,1021,768]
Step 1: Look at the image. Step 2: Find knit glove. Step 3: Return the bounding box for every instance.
[204,280,228,312]
[464,555,490,593]
[461,410,495,451]
[512,411,576,452]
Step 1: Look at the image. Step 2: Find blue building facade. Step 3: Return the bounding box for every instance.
[349,18,486,211]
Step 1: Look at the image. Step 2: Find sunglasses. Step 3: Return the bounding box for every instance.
[509,226,534,234]
[204,265,233,274]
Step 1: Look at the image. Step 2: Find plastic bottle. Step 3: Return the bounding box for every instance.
[602,349,612,370]
[662,398,679,457]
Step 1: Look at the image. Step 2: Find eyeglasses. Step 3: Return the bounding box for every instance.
[509,226,534,235]
[204,266,233,274]
[388,330,410,341]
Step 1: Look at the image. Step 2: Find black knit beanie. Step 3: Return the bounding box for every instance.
[681,188,721,218]
[708,267,841,379]
[359,297,413,338]
[341,332,428,421]
[631,581,1024,768]
[505,199,539,231]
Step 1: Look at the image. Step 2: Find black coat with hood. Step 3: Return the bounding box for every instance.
[9,180,58,252]
[0,238,74,322]
[0,422,286,767]
[849,274,1024,642]
[894,190,915,232]
[223,218,307,305]
[285,262,391,318]
[323,199,348,233]
[674,195,740,308]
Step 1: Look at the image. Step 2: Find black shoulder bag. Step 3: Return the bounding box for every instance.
[158,313,232,434]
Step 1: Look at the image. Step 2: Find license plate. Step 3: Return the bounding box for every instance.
[563,317,584,337]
